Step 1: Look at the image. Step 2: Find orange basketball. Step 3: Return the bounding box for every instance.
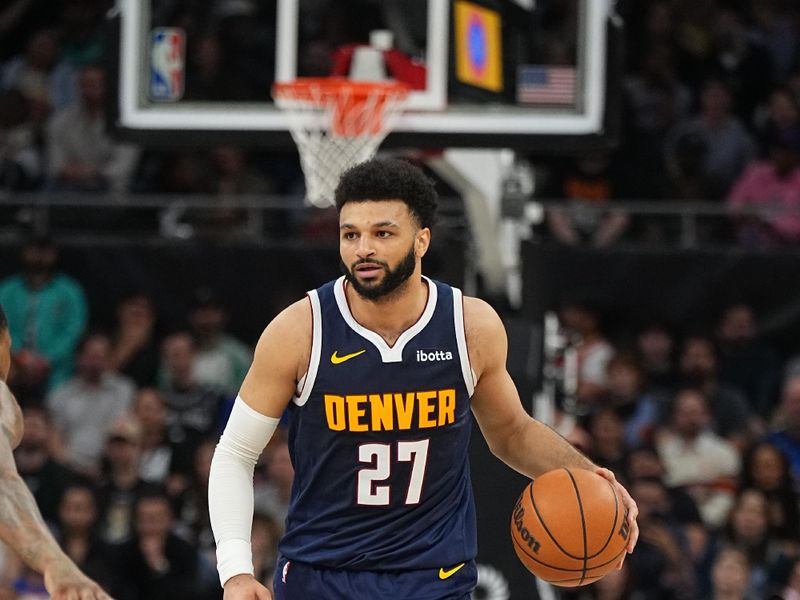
[510,468,629,587]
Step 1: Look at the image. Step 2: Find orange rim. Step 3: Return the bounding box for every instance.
[273,77,409,136]
[272,77,409,104]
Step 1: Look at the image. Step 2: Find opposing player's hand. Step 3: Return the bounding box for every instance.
[224,574,272,599]
[595,467,639,559]
[44,560,113,600]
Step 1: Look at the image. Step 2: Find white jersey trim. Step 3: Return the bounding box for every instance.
[452,287,476,396]
[293,289,322,406]
[333,275,438,363]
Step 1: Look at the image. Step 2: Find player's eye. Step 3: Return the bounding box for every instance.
[343,231,358,240]
[376,230,391,238]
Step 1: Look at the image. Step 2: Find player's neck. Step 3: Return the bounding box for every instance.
[346,275,429,345]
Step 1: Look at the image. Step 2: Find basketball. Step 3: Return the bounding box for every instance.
[510,468,629,587]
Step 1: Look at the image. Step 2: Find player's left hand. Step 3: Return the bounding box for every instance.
[44,560,114,600]
[595,467,638,561]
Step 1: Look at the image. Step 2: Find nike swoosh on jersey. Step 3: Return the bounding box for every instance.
[438,563,465,580]
[330,349,366,364]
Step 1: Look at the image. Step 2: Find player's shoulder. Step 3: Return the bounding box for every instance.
[237,296,312,408]
[273,296,313,325]
[262,297,312,346]
[464,296,505,343]
[462,295,504,336]
[460,295,507,377]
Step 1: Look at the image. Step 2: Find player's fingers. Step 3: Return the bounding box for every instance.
[84,587,109,600]
[595,466,639,553]
[596,467,625,494]
[594,466,613,482]
[626,515,640,554]
[619,490,639,553]
[93,589,113,600]
[616,553,626,570]
[58,589,79,600]
[617,485,639,552]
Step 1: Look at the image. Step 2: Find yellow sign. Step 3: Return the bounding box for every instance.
[454,1,503,92]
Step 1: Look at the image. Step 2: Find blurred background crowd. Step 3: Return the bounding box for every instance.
[1,0,800,246]
[0,234,285,600]
[3,0,800,599]
[539,0,800,249]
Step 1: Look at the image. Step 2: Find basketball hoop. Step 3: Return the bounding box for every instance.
[273,77,409,207]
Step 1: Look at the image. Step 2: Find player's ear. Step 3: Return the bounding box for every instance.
[415,228,431,257]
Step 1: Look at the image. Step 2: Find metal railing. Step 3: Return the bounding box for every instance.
[0,191,794,249]
[533,198,798,249]
[0,192,469,245]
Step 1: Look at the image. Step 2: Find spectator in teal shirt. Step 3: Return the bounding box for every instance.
[0,236,88,397]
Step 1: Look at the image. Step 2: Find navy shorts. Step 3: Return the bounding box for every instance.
[272,556,477,600]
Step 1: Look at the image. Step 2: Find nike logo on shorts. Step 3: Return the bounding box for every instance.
[438,563,465,580]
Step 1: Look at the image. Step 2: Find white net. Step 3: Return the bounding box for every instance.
[274,79,409,207]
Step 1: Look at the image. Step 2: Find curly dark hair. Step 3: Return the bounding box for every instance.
[334,158,438,229]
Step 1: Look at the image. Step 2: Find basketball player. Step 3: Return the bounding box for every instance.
[0,305,113,600]
[209,158,639,599]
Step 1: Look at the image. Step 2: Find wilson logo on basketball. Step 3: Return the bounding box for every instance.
[618,508,630,540]
[416,349,453,362]
[512,499,541,553]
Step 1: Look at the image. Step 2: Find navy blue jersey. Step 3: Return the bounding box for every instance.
[279,276,477,570]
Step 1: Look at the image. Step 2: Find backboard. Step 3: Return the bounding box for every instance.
[111,0,622,150]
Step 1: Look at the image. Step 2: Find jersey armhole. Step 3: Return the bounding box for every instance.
[294,290,322,406]
[452,288,476,396]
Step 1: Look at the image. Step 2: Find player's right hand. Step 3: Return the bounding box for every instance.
[224,574,272,599]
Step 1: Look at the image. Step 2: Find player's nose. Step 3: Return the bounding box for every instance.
[355,236,376,257]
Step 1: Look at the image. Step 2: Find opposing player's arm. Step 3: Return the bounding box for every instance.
[0,383,111,599]
[0,328,22,449]
[466,297,638,555]
[238,297,312,417]
[0,382,59,571]
[0,331,61,577]
[0,382,22,450]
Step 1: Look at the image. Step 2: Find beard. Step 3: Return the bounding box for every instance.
[341,245,417,300]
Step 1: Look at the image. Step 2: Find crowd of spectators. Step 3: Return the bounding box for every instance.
[3,1,799,246]
[0,0,303,240]
[551,300,800,599]
[537,0,800,248]
[0,237,288,600]
[2,240,800,599]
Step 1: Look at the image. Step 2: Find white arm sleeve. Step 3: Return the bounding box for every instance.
[208,396,280,587]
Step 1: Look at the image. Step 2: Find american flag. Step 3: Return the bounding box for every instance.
[516,65,576,105]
